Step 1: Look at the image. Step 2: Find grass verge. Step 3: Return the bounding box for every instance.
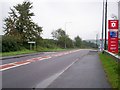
[99,53,119,89]
[1,48,75,57]
[1,49,37,57]
[118,53,120,56]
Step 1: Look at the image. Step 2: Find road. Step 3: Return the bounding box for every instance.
[1,49,110,89]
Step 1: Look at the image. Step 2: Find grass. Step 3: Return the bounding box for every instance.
[36,47,74,52]
[1,49,37,57]
[1,48,74,57]
[118,53,120,56]
[99,53,119,89]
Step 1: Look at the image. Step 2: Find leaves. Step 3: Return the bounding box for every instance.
[3,1,42,42]
[74,36,82,48]
[51,28,73,48]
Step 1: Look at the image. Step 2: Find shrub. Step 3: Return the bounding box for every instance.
[2,35,23,52]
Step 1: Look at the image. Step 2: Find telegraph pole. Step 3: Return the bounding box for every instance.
[104,0,107,50]
[65,23,67,49]
[64,22,72,49]
[102,0,105,51]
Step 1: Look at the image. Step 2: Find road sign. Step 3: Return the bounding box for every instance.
[108,20,118,29]
[108,31,118,53]
[108,20,119,53]
[28,41,36,44]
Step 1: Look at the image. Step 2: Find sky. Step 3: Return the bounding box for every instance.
[0,0,119,40]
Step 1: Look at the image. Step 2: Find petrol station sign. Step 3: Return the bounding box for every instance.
[108,20,119,53]
[108,20,119,29]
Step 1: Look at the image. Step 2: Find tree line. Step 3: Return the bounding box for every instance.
[2,1,97,52]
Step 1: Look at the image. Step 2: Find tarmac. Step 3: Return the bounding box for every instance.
[46,51,111,88]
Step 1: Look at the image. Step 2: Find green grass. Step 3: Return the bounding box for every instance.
[118,53,120,56]
[36,47,74,52]
[1,48,74,57]
[99,53,119,89]
[1,49,37,57]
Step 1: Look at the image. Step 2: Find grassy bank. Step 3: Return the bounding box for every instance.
[1,48,74,57]
[99,53,119,89]
[1,49,37,57]
[118,53,120,56]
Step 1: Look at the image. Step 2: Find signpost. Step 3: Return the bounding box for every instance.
[28,41,36,50]
[108,20,119,53]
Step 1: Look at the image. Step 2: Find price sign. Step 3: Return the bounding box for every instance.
[108,30,118,53]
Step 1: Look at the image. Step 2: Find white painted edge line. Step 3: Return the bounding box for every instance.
[35,58,79,88]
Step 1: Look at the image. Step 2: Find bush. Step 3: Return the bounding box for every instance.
[2,35,23,52]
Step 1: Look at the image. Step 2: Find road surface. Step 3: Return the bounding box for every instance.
[1,49,111,89]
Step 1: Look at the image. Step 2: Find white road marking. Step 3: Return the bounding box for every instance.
[35,58,79,88]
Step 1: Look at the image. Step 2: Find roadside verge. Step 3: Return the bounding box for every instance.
[99,53,119,89]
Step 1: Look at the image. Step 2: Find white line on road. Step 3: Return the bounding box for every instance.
[35,58,79,88]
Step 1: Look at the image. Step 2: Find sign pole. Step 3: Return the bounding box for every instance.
[102,0,104,51]
[104,0,107,50]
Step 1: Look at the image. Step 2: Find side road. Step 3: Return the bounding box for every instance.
[43,51,111,88]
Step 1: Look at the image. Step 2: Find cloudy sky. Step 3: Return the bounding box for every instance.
[0,0,119,40]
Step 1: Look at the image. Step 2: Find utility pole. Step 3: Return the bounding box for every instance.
[65,23,67,49]
[104,0,107,50]
[96,34,98,49]
[64,22,72,49]
[101,0,104,51]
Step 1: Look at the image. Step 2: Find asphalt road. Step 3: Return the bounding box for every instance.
[1,49,111,89]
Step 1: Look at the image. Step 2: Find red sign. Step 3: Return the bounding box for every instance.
[108,20,119,29]
[108,31,118,53]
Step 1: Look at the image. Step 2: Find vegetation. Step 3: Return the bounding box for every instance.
[118,53,120,56]
[74,36,82,48]
[99,53,119,89]
[1,1,97,56]
[2,48,71,57]
[51,28,74,48]
[2,49,37,57]
[2,1,42,52]
[4,1,42,42]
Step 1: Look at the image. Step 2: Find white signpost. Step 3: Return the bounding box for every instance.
[28,41,36,50]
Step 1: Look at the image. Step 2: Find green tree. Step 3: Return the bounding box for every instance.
[3,1,43,42]
[74,36,82,48]
[51,28,73,48]
[51,28,66,48]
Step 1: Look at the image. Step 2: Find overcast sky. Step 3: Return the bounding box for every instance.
[0,0,119,40]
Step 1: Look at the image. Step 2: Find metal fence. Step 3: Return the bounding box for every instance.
[103,50,120,62]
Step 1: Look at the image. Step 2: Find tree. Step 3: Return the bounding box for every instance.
[3,1,43,42]
[74,36,82,48]
[51,28,73,48]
